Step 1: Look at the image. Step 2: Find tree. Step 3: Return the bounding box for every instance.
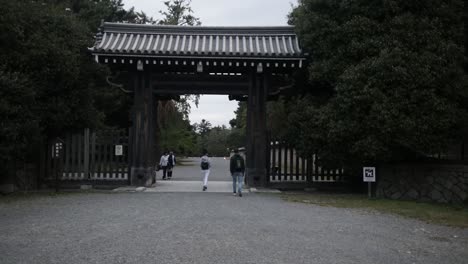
[0,0,149,186]
[0,68,39,172]
[227,102,247,149]
[158,0,201,26]
[205,126,230,156]
[288,0,467,168]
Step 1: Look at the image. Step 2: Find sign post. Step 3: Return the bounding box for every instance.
[363,167,376,198]
[51,138,65,193]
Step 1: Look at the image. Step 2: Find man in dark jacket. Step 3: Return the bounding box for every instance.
[167,151,176,179]
[230,148,245,197]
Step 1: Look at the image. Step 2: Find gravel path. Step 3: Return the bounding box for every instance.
[159,157,232,182]
[1,192,467,264]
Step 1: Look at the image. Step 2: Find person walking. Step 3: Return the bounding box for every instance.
[230,148,245,197]
[200,150,211,191]
[159,151,169,180]
[167,151,176,179]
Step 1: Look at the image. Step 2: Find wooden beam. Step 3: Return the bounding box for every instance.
[153,83,248,95]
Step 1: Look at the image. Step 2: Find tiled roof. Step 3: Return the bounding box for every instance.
[90,23,303,59]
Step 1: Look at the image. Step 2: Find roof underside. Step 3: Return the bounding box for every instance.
[91,23,304,60]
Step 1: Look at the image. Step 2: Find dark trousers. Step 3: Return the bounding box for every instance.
[167,165,173,178]
[162,166,168,179]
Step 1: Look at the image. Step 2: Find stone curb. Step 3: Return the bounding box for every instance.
[249,187,281,193]
[112,187,146,192]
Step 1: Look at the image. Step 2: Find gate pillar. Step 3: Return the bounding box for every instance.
[246,71,269,187]
[129,70,156,186]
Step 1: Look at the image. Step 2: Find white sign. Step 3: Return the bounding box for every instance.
[363,167,376,182]
[115,145,123,156]
[52,142,63,158]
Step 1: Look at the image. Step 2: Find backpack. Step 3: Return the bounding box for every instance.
[233,155,244,172]
[201,160,209,170]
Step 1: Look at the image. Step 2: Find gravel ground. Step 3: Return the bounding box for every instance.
[1,192,467,264]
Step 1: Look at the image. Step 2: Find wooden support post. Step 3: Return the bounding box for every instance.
[90,131,96,180]
[271,141,277,181]
[277,143,282,181]
[246,71,269,187]
[283,145,288,181]
[84,129,90,180]
[129,70,156,187]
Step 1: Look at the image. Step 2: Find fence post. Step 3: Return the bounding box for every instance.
[306,156,312,184]
[265,133,271,184]
[84,128,90,180]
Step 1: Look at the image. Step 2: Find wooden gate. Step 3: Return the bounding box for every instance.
[46,129,129,182]
[267,141,346,184]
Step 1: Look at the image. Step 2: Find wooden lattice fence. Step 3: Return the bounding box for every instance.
[46,129,129,182]
[267,141,346,184]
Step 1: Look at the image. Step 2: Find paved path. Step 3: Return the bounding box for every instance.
[1,192,467,264]
[148,181,234,193]
[158,157,232,182]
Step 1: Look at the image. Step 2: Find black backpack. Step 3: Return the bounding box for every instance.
[201,160,209,170]
[233,155,244,172]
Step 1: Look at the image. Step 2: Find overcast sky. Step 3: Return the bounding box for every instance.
[122,0,297,126]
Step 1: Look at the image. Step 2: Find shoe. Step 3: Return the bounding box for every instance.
[162,178,166,180]
[239,192,242,197]
[203,186,207,191]
[233,192,237,196]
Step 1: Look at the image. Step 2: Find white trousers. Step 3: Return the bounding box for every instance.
[202,169,210,186]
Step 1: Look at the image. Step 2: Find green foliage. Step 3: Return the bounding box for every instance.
[205,126,231,157]
[0,68,39,165]
[227,102,247,149]
[193,119,212,151]
[0,0,146,183]
[288,0,467,167]
[158,102,198,155]
[267,98,291,140]
[158,0,201,26]
[0,0,103,137]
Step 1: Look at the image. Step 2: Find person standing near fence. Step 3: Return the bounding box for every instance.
[167,151,176,179]
[159,151,169,180]
[230,148,245,197]
[200,150,211,191]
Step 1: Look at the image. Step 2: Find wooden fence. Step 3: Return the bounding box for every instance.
[46,129,129,182]
[267,141,346,184]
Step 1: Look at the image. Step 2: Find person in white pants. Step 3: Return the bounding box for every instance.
[200,150,211,191]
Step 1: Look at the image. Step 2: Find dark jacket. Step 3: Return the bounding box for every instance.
[230,154,245,174]
[168,154,176,167]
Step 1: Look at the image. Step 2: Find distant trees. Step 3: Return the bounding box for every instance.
[227,102,247,150]
[188,118,244,157]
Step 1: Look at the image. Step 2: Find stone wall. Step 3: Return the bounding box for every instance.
[376,163,468,204]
